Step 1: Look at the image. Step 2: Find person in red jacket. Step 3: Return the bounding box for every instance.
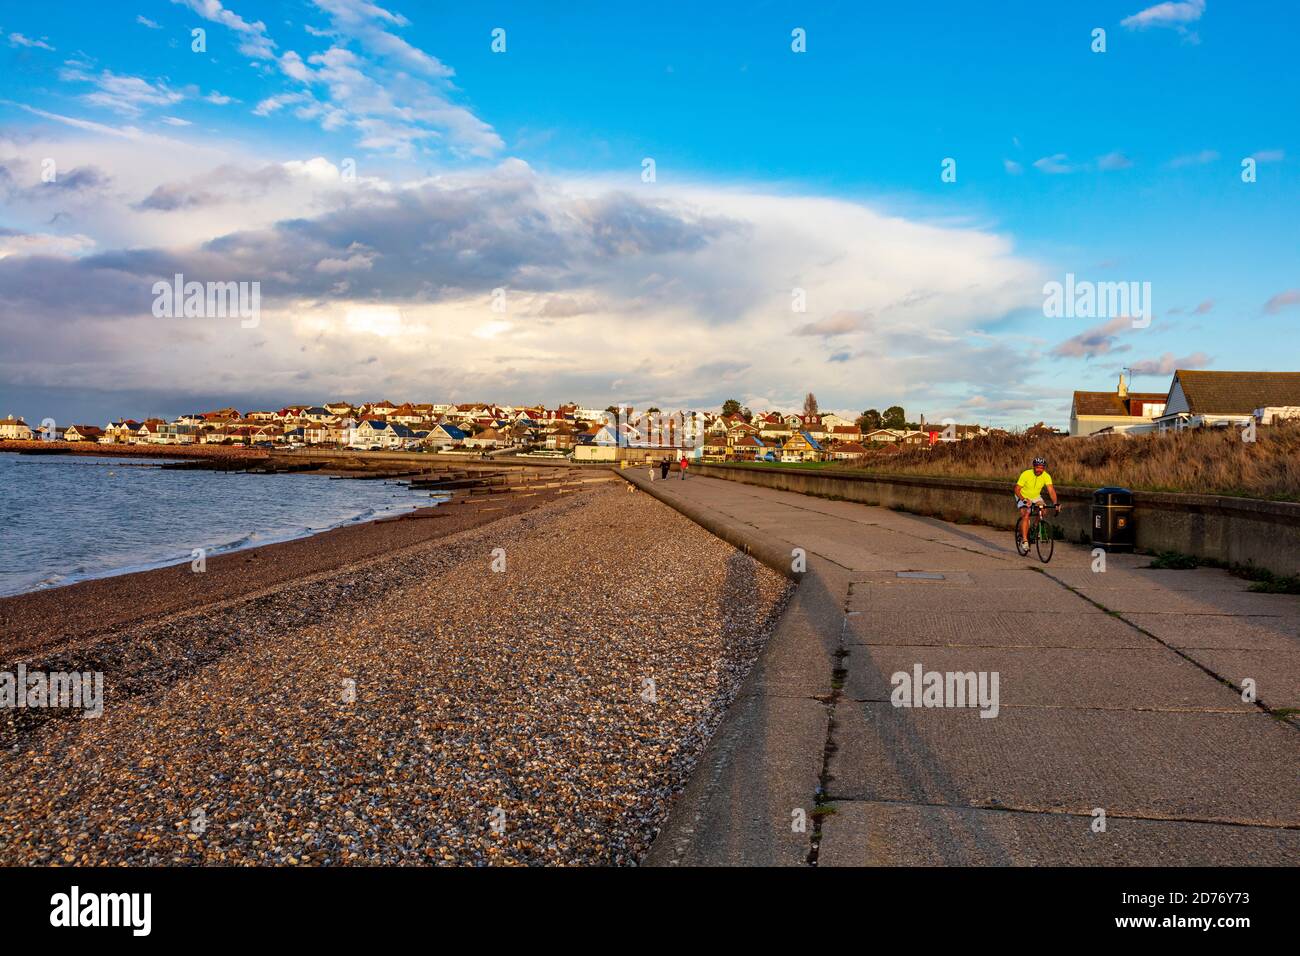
[679,455,689,480]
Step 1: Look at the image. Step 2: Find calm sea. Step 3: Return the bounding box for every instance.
[0,453,439,597]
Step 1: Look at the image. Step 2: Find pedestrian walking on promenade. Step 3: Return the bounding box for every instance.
[660,458,671,480]
[679,455,689,480]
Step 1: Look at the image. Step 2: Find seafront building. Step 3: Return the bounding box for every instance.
[1070,369,1300,436]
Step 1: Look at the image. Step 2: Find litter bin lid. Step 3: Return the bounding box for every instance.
[1093,486,1133,505]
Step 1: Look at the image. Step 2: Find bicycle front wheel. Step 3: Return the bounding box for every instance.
[1036,521,1055,562]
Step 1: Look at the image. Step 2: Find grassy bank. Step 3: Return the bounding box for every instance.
[736,424,1300,501]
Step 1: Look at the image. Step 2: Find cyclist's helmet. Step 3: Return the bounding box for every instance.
[1032,456,1047,467]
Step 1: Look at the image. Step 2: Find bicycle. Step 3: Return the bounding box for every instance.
[1015,501,1059,563]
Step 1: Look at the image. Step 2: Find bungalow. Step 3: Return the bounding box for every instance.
[864,428,900,444]
[423,422,468,449]
[573,424,619,461]
[464,426,505,449]
[1154,369,1300,431]
[64,424,105,443]
[781,431,824,462]
[1070,374,1167,436]
[828,441,868,462]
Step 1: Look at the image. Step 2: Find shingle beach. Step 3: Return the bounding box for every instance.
[0,484,791,865]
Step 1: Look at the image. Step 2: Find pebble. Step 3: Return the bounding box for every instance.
[0,485,791,865]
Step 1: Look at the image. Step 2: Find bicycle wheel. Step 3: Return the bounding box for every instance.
[1036,519,1055,563]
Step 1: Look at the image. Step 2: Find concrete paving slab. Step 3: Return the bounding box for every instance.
[846,610,1153,648]
[1177,648,1300,710]
[1049,567,1254,592]
[633,470,1300,865]
[827,703,1300,825]
[849,586,1103,614]
[853,551,1018,572]
[738,569,841,699]
[852,569,1062,592]
[1124,613,1300,651]
[1073,588,1300,617]
[645,694,826,867]
[817,802,1300,866]
[840,646,1252,711]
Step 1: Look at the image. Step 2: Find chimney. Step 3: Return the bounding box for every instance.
[1117,371,1128,399]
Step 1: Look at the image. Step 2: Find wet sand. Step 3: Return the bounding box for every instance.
[0,491,570,657]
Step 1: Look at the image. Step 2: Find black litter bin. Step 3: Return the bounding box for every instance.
[1092,487,1134,551]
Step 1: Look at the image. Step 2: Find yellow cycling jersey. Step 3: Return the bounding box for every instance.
[1015,468,1053,500]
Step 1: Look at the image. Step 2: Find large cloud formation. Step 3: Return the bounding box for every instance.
[0,125,1048,419]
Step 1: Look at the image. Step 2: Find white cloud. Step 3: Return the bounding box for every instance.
[1129,351,1210,375]
[252,92,310,115]
[136,15,162,29]
[1121,0,1206,30]
[1050,317,1134,358]
[1252,149,1285,163]
[1263,289,1300,314]
[205,91,234,105]
[1033,153,1076,175]
[1003,159,1023,175]
[0,229,94,259]
[1169,149,1218,168]
[169,0,276,59]
[1097,151,1133,171]
[9,32,55,50]
[60,65,183,116]
[161,116,193,126]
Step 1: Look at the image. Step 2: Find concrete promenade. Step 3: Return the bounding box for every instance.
[629,471,1300,866]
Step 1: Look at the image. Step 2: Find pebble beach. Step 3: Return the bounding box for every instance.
[0,483,791,865]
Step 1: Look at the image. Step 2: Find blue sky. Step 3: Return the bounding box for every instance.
[0,0,1296,426]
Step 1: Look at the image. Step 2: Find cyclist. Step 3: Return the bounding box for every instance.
[1015,456,1059,550]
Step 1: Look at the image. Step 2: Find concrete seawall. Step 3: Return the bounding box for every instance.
[691,463,1300,577]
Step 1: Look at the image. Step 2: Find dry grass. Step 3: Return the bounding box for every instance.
[823,422,1300,501]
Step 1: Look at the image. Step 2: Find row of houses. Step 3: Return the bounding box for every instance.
[0,399,999,463]
[1070,370,1300,436]
[0,401,594,453]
